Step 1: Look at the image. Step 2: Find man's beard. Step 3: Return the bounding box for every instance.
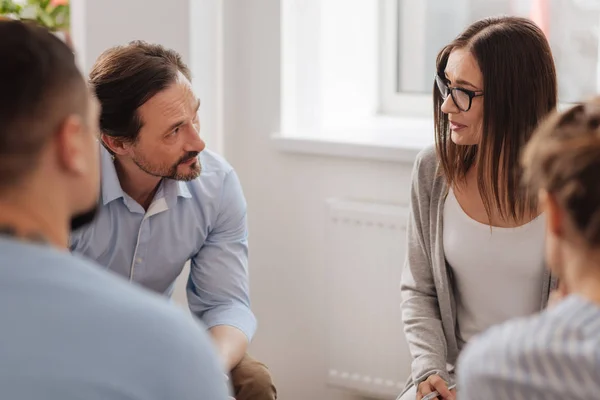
[70,204,99,232]
[132,151,202,181]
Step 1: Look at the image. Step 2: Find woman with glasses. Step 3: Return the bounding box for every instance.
[398,16,558,400]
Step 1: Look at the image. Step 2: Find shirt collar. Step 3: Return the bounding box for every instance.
[101,147,124,206]
[175,180,192,199]
[101,147,193,206]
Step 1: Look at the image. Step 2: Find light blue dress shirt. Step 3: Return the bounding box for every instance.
[0,237,229,400]
[71,147,256,340]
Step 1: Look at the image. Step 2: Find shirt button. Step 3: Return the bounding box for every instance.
[136,258,142,263]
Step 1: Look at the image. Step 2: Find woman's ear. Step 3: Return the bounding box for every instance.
[540,189,563,238]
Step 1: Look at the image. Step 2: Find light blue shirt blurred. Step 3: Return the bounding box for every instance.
[71,147,256,340]
[0,237,229,400]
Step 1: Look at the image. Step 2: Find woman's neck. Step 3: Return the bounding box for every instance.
[562,248,600,306]
[454,164,541,227]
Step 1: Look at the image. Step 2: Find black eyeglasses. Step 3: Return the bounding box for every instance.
[435,74,484,112]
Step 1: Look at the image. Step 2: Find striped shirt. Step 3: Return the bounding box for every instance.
[457,295,600,400]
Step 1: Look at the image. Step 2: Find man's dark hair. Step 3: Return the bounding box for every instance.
[0,20,87,189]
[89,41,191,144]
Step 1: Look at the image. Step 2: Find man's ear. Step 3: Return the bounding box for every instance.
[541,189,563,238]
[101,134,132,156]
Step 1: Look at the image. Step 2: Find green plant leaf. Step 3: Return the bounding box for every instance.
[39,0,51,11]
[0,0,22,15]
[50,4,69,29]
[37,8,54,28]
[50,4,65,17]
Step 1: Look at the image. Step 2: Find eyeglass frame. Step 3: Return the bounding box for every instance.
[435,74,484,112]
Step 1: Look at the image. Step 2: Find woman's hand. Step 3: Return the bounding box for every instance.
[417,375,456,400]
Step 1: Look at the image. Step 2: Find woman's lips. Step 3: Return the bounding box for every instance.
[449,121,467,131]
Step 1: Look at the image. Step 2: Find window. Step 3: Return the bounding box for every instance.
[382,0,600,116]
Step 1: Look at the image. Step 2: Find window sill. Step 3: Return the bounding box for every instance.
[272,116,435,164]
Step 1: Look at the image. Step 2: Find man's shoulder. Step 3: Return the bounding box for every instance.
[72,254,197,326]
[185,149,244,207]
[0,242,227,399]
[1,241,205,344]
[198,149,234,175]
[183,149,236,195]
[73,256,214,357]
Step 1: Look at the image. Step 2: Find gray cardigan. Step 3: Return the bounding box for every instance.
[399,146,556,394]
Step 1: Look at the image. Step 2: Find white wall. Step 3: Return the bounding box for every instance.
[221,2,416,399]
[70,0,222,151]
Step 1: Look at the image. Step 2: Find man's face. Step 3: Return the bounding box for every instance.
[130,72,205,181]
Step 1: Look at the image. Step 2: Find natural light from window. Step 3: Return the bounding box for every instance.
[386,0,600,116]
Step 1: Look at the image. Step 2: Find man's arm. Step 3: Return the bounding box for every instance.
[188,169,256,371]
[209,325,249,371]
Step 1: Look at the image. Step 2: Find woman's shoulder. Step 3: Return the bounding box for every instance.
[414,145,438,174]
[412,145,445,191]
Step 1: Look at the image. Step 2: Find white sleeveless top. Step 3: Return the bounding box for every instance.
[443,189,546,342]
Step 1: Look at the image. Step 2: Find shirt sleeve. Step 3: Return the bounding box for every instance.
[187,169,257,341]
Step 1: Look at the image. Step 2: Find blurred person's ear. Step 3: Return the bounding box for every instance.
[540,189,564,239]
[56,114,89,175]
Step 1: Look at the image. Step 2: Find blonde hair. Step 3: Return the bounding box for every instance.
[522,98,600,246]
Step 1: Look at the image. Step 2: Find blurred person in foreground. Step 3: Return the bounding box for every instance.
[0,20,228,400]
[458,98,600,399]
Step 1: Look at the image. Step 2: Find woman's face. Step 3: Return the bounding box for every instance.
[440,48,484,146]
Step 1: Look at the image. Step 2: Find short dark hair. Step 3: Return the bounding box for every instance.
[434,16,558,223]
[0,20,87,188]
[523,99,600,246]
[89,41,191,144]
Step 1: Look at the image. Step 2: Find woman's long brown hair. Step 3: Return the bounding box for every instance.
[434,16,557,224]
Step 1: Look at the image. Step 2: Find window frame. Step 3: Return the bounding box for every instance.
[379,0,432,118]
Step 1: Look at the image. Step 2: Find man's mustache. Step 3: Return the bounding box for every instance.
[178,151,199,165]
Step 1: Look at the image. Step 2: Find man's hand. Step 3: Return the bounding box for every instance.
[417,375,455,400]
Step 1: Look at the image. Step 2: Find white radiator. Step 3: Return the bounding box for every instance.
[325,198,412,399]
